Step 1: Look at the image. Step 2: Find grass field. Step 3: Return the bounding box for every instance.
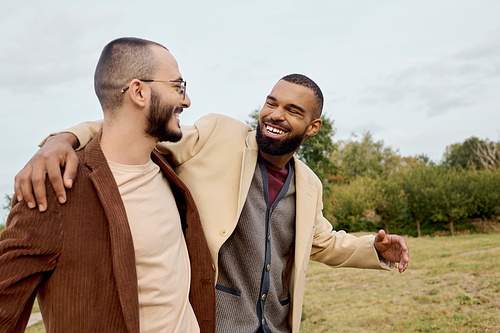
[25,233,500,332]
[300,232,500,332]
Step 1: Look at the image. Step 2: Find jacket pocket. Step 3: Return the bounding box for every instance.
[279,293,291,306]
[216,284,241,296]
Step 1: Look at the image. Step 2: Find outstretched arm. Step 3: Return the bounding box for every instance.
[374,229,409,273]
[14,133,79,212]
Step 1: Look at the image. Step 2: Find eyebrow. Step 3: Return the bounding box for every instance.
[267,95,306,114]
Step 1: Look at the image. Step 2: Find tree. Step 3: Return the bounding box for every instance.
[400,166,439,237]
[1,194,12,231]
[373,174,408,234]
[332,131,401,182]
[442,137,492,170]
[471,140,500,170]
[246,109,260,129]
[431,169,473,236]
[296,115,337,183]
[327,178,376,232]
[468,169,500,230]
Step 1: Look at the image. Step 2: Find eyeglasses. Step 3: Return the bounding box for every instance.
[121,79,187,100]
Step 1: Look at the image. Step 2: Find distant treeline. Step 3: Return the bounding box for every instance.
[294,115,500,237]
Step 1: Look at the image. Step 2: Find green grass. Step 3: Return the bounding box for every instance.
[300,232,500,332]
[25,321,45,332]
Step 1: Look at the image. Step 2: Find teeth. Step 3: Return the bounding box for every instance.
[266,125,285,135]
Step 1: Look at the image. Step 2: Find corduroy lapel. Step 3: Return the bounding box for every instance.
[84,133,140,333]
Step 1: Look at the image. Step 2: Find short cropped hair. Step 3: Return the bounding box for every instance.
[94,37,168,112]
[281,73,323,118]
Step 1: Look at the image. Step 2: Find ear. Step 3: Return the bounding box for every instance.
[305,118,322,137]
[127,79,148,108]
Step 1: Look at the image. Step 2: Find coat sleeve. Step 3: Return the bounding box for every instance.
[0,190,62,332]
[39,120,104,150]
[307,173,392,270]
[156,113,252,167]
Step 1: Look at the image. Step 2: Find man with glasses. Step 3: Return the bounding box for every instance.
[0,37,215,332]
[14,73,409,331]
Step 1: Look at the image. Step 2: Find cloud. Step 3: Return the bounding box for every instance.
[0,3,124,93]
[361,34,500,116]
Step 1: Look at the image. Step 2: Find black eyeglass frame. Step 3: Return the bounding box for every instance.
[121,79,187,100]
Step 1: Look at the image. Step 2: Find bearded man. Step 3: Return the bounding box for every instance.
[0,37,215,333]
[14,74,409,332]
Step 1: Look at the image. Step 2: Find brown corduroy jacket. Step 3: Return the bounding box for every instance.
[0,134,216,333]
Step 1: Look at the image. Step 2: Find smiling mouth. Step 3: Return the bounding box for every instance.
[174,107,183,118]
[265,124,288,136]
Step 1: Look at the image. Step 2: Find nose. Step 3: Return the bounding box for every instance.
[182,93,191,108]
[270,107,285,121]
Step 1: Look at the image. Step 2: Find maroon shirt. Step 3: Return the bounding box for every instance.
[262,159,290,206]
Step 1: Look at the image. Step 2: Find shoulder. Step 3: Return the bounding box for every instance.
[293,156,322,189]
[193,113,253,136]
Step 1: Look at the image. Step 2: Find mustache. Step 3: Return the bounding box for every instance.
[174,106,183,114]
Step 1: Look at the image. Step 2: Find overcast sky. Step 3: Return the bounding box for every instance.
[1,0,500,222]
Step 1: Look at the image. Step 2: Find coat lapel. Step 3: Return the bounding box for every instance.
[237,131,259,219]
[292,156,318,274]
[84,134,140,333]
[152,149,216,332]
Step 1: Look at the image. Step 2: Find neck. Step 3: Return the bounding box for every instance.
[100,115,157,165]
[259,151,294,168]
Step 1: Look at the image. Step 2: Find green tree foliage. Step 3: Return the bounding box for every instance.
[468,169,500,221]
[373,174,408,234]
[246,109,260,129]
[327,178,376,232]
[442,137,500,170]
[2,194,12,212]
[333,132,403,182]
[431,169,474,236]
[296,115,337,183]
[1,194,12,231]
[399,166,439,237]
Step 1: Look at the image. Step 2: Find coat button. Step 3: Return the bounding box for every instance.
[266,264,270,271]
[220,229,229,237]
[212,263,216,272]
[261,294,266,301]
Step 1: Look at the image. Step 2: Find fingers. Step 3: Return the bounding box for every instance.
[14,164,28,202]
[14,163,36,208]
[13,134,78,212]
[46,156,67,205]
[374,229,386,243]
[32,156,48,212]
[62,152,79,189]
[398,237,409,273]
[399,256,409,273]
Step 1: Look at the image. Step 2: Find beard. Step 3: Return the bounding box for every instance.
[256,119,307,156]
[145,89,183,143]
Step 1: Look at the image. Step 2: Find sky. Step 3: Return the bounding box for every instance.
[1,0,500,222]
